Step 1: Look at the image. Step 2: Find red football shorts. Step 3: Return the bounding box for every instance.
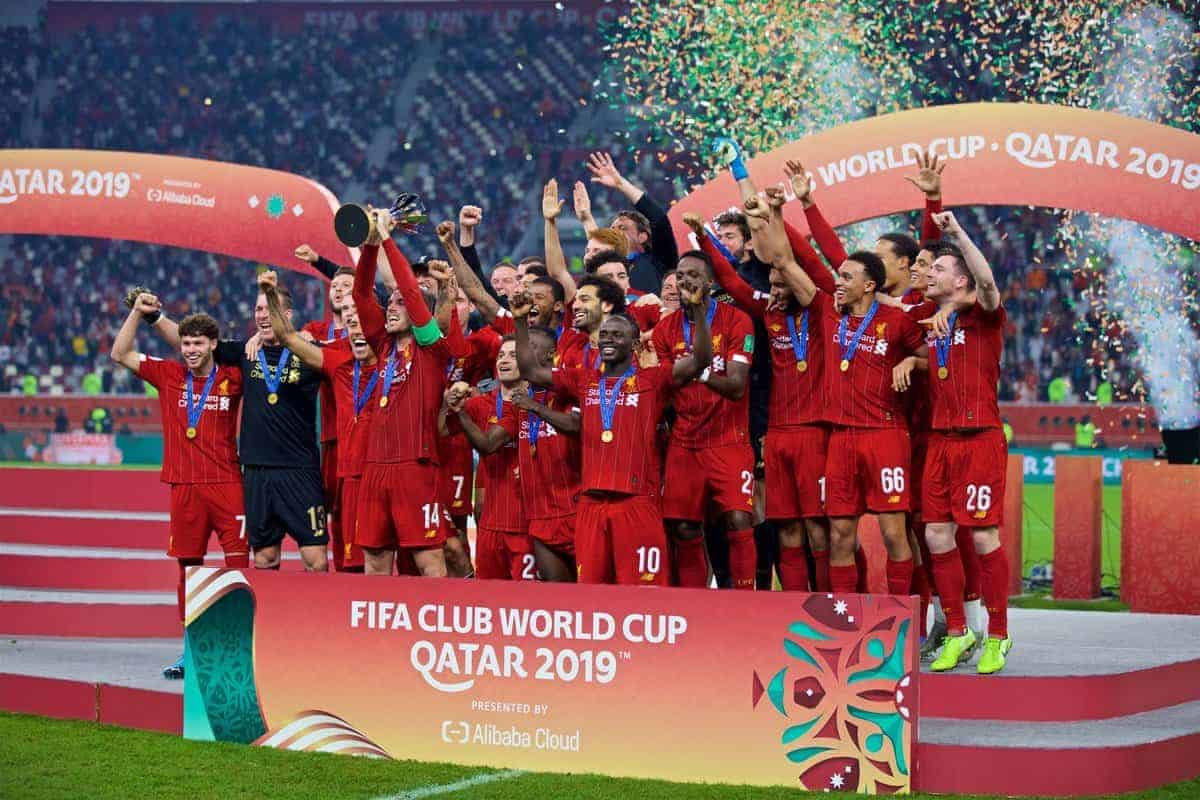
[356,462,447,551]
[661,443,755,521]
[168,481,248,564]
[336,477,365,570]
[575,493,668,586]
[528,515,576,559]
[475,526,536,581]
[439,434,475,520]
[909,431,930,517]
[321,440,340,513]
[824,427,912,517]
[763,425,830,520]
[922,428,1007,528]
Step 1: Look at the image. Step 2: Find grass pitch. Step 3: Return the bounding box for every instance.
[2,712,1197,800]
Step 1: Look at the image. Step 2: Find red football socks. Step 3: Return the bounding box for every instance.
[980,547,1010,638]
[778,545,810,591]
[886,557,915,596]
[674,537,709,588]
[930,549,967,634]
[854,547,869,592]
[911,562,932,636]
[812,549,831,591]
[830,563,858,593]
[728,529,757,590]
[956,526,982,601]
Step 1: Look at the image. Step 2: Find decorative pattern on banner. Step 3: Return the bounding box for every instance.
[184,570,918,792]
[0,149,352,275]
[670,103,1200,246]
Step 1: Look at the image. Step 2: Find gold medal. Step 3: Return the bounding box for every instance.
[601,430,614,443]
[839,359,850,372]
[186,426,197,439]
[938,366,949,380]
[796,360,807,373]
[379,395,389,408]
[267,392,278,405]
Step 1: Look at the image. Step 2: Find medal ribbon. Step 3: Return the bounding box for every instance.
[681,298,718,351]
[352,360,380,416]
[258,347,292,397]
[598,365,636,435]
[837,301,879,369]
[526,387,544,451]
[380,346,409,404]
[933,311,959,376]
[786,310,810,366]
[185,368,218,433]
[327,320,344,341]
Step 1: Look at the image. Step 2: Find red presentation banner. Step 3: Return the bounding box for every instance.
[183,570,919,793]
[670,103,1200,246]
[0,149,352,277]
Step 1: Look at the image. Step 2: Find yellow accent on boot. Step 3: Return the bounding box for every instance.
[930,629,976,672]
[977,635,1013,675]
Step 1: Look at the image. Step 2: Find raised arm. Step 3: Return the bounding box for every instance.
[749,195,817,307]
[382,235,441,346]
[681,213,762,318]
[260,274,325,370]
[905,151,946,243]
[457,205,500,305]
[542,179,576,304]
[438,220,502,323]
[110,295,158,372]
[934,211,1000,312]
[785,159,848,268]
[587,152,678,277]
[713,136,758,205]
[670,283,713,387]
[512,291,554,388]
[572,181,599,235]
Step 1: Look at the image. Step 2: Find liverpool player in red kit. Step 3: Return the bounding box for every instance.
[514,284,712,586]
[111,294,247,679]
[913,212,1012,675]
[651,251,757,589]
[752,196,925,596]
[682,208,837,593]
[442,338,534,580]
[353,211,456,577]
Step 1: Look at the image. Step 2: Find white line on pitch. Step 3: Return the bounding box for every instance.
[0,507,169,521]
[0,542,303,561]
[373,770,527,800]
[0,587,176,605]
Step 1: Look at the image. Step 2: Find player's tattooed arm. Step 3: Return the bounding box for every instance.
[110,292,159,371]
[512,290,554,388]
[447,382,509,455]
[511,390,581,436]
[670,281,713,387]
[438,220,502,323]
[259,273,324,370]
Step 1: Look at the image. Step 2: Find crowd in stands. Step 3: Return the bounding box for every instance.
[0,9,1158,402]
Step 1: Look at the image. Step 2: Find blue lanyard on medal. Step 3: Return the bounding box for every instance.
[681,298,717,351]
[258,347,291,404]
[379,348,406,408]
[933,311,959,380]
[327,320,344,341]
[352,360,380,416]
[495,390,505,421]
[837,301,879,373]
[582,343,601,370]
[184,368,218,439]
[526,387,543,453]
[598,365,636,443]
[787,311,810,373]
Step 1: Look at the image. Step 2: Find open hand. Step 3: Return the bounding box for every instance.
[783,159,814,206]
[586,152,623,189]
[905,151,945,199]
[542,179,564,220]
[893,356,917,392]
[572,181,592,221]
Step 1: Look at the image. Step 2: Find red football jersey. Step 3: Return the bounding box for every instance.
[651,300,754,448]
[447,326,502,386]
[491,310,602,371]
[551,364,674,497]
[303,318,345,444]
[465,391,526,532]
[365,336,455,465]
[137,357,243,484]
[922,301,1007,430]
[814,291,924,428]
[498,388,582,519]
[629,302,663,332]
[319,341,380,478]
[762,305,827,429]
